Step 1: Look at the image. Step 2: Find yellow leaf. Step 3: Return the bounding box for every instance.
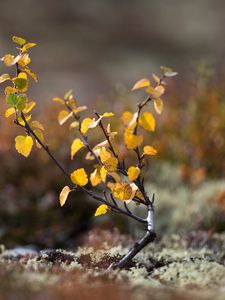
[139,112,155,132]
[127,112,138,129]
[70,168,88,186]
[15,135,33,157]
[151,85,165,99]
[4,107,15,118]
[23,101,36,114]
[145,86,155,94]
[0,74,11,83]
[87,118,101,129]
[58,110,72,125]
[67,97,77,107]
[2,54,20,67]
[94,204,109,216]
[18,53,31,66]
[121,111,133,126]
[143,145,158,155]
[12,36,26,45]
[109,171,121,183]
[34,129,44,148]
[90,169,102,186]
[152,73,160,84]
[80,117,93,135]
[99,148,111,162]
[130,183,139,200]
[71,138,84,159]
[100,166,107,182]
[100,148,118,172]
[22,66,38,82]
[70,121,79,130]
[135,189,145,201]
[131,78,150,91]
[127,166,140,181]
[103,157,118,172]
[53,97,64,104]
[30,120,44,131]
[21,43,37,52]
[86,112,113,130]
[102,112,114,117]
[4,86,17,95]
[108,182,133,201]
[92,140,108,156]
[17,114,32,126]
[124,130,143,150]
[18,72,27,80]
[106,124,118,139]
[154,98,164,114]
[73,106,87,114]
[59,186,71,207]
[85,151,95,160]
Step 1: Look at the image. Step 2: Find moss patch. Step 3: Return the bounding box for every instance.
[0,231,224,300]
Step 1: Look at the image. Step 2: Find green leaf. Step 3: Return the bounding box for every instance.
[16,94,28,111]
[6,93,18,106]
[160,66,173,73]
[64,90,73,100]
[13,78,28,90]
[16,100,26,111]
[12,36,26,45]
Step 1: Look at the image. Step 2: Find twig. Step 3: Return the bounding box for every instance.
[82,187,146,224]
[20,112,71,180]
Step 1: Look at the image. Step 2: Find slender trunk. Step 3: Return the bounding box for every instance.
[109,204,156,269]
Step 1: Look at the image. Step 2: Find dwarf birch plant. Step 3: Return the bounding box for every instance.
[0,36,177,269]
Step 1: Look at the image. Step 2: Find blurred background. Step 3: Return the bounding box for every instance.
[0,0,225,249]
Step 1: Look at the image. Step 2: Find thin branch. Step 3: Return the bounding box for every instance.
[124,202,131,214]
[81,187,146,224]
[151,193,155,205]
[110,193,118,207]
[134,96,151,135]
[20,112,71,180]
[134,177,151,206]
[133,196,146,206]
[63,100,102,165]
[14,119,25,129]
[95,112,117,156]
[122,159,126,170]
[14,59,71,180]
[133,95,152,171]
[80,135,102,165]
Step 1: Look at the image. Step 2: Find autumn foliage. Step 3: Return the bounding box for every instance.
[0,36,177,268]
